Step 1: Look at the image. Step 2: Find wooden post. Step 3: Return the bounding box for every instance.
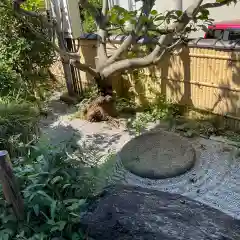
[0,150,24,220]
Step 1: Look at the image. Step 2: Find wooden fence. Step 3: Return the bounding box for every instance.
[52,36,240,129]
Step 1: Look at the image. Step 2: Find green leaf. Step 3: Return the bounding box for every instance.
[63,199,79,204]
[47,219,55,225]
[36,154,44,162]
[2,214,16,224]
[37,190,54,202]
[33,204,39,216]
[27,210,31,224]
[28,192,39,202]
[71,232,83,240]
[119,19,126,25]
[50,201,57,220]
[67,199,86,211]
[25,183,46,191]
[57,221,66,231]
[176,10,183,17]
[140,15,149,24]
[130,19,137,25]
[40,211,50,221]
[109,13,118,24]
[50,176,63,184]
[151,10,158,15]
[69,212,80,217]
[28,172,49,179]
[154,15,165,21]
[198,8,210,20]
[62,183,71,189]
[0,229,13,240]
[50,221,66,232]
[2,233,9,240]
[112,5,125,13]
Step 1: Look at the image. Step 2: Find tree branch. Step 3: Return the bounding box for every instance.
[101,0,204,78]
[96,0,108,67]
[12,0,98,78]
[101,35,169,78]
[17,7,55,29]
[13,8,78,60]
[201,0,236,9]
[69,59,98,77]
[103,0,156,67]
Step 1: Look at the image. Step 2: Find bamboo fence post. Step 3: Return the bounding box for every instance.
[0,150,24,220]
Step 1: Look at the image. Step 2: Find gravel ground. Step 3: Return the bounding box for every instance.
[40,94,240,220]
[113,136,240,219]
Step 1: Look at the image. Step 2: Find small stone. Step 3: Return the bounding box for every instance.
[222,146,232,152]
[60,92,80,105]
[189,178,197,183]
[184,129,198,138]
[180,200,186,204]
[200,144,206,150]
[176,123,188,131]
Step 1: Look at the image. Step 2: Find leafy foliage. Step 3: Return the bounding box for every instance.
[0,0,56,100]
[82,0,102,32]
[0,140,115,240]
[128,95,180,135]
[107,4,213,37]
[0,99,39,157]
[22,0,45,11]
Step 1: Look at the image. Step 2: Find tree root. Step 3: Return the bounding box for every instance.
[83,95,120,127]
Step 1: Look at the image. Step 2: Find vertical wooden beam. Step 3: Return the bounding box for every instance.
[51,0,75,96]
[0,150,24,220]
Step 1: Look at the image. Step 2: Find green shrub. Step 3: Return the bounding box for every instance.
[22,0,45,11]
[0,99,39,157]
[0,140,115,240]
[128,96,180,135]
[0,0,56,100]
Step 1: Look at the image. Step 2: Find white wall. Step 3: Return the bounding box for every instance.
[153,0,182,12]
[183,0,240,22]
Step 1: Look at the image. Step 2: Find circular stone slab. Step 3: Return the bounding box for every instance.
[119,130,196,179]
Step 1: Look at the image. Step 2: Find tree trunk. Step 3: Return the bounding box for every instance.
[94,76,114,97]
[84,76,118,123]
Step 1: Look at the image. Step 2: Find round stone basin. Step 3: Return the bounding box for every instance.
[119,130,196,179]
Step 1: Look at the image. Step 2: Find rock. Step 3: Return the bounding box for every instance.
[119,130,196,179]
[60,92,80,105]
[81,185,240,240]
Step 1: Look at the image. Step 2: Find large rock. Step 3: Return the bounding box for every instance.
[81,185,240,240]
[119,130,196,179]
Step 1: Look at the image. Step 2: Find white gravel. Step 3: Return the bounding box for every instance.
[40,95,240,220]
